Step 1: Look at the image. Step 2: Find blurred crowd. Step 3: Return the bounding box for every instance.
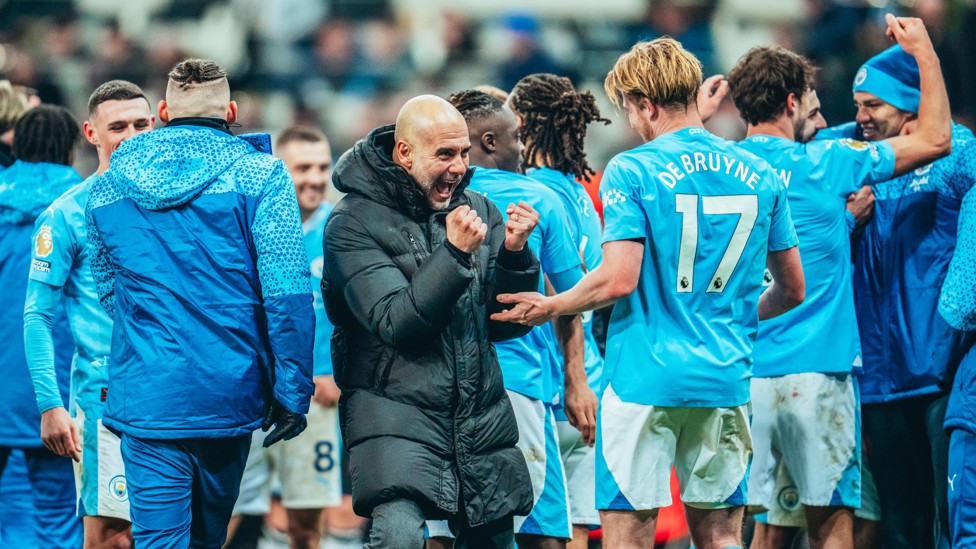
[1,0,974,176]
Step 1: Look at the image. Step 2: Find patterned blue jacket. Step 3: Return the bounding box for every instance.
[819,122,976,403]
[86,123,315,439]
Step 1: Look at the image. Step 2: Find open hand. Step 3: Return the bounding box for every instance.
[490,291,555,326]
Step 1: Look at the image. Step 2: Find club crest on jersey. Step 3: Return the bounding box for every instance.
[778,485,800,511]
[108,475,128,501]
[854,67,868,87]
[839,139,870,152]
[35,225,54,258]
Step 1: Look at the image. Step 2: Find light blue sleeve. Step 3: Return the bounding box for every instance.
[23,280,66,414]
[767,177,799,252]
[539,192,584,293]
[252,161,315,413]
[814,139,896,196]
[312,294,333,376]
[601,157,649,243]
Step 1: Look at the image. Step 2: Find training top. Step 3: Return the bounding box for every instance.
[600,127,797,407]
[740,135,895,378]
[467,167,583,403]
[87,124,315,439]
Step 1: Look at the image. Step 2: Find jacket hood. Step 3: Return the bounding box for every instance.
[0,160,82,224]
[332,124,473,221]
[105,126,258,210]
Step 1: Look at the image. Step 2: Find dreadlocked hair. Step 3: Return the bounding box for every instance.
[13,104,80,166]
[447,89,505,121]
[509,73,610,181]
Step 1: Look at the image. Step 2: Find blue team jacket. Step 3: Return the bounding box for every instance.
[86,124,315,439]
[819,123,976,403]
[0,161,78,446]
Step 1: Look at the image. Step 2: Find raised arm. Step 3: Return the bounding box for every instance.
[881,14,953,176]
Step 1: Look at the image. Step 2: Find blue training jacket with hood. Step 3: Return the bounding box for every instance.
[819,122,976,403]
[0,160,77,446]
[86,123,315,439]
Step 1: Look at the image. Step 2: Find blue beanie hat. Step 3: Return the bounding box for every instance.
[852,45,920,113]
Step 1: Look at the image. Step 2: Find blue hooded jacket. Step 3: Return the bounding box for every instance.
[0,161,78,446]
[819,122,976,403]
[86,124,315,439]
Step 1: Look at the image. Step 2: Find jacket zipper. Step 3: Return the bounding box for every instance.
[404,230,426,264]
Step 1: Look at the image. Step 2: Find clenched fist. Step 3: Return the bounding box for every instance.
[504,201,539,252]
[447,205,488,253]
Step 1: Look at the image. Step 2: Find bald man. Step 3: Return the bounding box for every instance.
[322,95,541,547]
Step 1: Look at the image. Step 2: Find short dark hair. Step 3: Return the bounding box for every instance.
[168,58,227,88]
[13,105,80,165]
[276,125,328,149]
[88,80,147,115]
[447,89,506,122]
[510,73,610,181]
[727,46,818,126]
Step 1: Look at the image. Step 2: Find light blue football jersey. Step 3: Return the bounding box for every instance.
[527,167,605,397]
[303,203,334,376]
[467,167,583,403]
[600,127,797,407]
[27,175,113,416]
[740,135,895,378]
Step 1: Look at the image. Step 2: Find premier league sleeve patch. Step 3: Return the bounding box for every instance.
[35,225,54,258]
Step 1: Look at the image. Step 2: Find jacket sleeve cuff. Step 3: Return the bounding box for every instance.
[497,245,534,271]
[444,240,473,269]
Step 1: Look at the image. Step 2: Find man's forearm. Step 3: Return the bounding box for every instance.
[549,264,629,317]
[553,314,585,384]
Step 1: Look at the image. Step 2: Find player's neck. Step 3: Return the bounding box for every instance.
[746,117,795,141]
[652,110,704,139]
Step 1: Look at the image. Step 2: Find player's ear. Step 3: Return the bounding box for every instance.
[786,93,797,116]
[158,100,170,124]
[226,101,238,124]
[83,120,99,147]
[481,131,496,153]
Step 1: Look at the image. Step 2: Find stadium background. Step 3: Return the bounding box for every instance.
[0,1,973,547]
[1,0,974,179]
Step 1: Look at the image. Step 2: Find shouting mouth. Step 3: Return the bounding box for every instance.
[433,178,460,202]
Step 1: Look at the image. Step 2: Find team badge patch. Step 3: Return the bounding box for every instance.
[108,475,128,502]
[777,485,800,511]
[854,67,868,87]
[35,225,54,258]
[839,138,870,151]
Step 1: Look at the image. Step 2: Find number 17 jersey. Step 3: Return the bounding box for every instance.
[600,127,797,408]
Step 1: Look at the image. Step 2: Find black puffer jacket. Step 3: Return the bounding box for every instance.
[322,125,537,526]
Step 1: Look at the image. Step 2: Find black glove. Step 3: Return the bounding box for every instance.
[261,398,307,448]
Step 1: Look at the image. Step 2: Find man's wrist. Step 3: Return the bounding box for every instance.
[444,240,473,268]
[498,245,533,270]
